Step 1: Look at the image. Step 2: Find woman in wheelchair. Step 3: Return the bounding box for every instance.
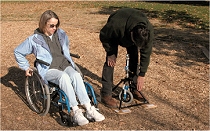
[14,10,105,126]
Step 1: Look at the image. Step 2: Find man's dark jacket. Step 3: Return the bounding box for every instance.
[99,8,154,76]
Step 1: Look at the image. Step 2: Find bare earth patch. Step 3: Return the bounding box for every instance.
[1,2,209,130]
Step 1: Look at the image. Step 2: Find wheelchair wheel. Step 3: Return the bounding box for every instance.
[119,89,133,104]
[25,70,50,116]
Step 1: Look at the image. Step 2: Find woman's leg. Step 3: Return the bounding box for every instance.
[64,66,90,105]
[64,66,105,122]
[44,69,79,107]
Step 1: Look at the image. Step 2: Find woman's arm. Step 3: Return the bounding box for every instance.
[14,37,33,72]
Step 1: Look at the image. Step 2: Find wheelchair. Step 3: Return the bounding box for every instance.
[112,54,151,110]
[24,53,98,126]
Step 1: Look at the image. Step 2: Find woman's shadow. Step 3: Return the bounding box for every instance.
[1,66,29,106]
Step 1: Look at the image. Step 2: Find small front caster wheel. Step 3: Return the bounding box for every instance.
[60,114,71,126]
[119,90,133,104]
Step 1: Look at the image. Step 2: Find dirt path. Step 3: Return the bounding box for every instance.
[1,2,209,130]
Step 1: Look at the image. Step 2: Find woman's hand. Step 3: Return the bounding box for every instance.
[107,54,116,67]
[25,68,33,76]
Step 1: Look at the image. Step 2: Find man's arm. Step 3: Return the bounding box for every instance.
[137,24,154,91]
[99,23,119,56]
[138,23,154,77]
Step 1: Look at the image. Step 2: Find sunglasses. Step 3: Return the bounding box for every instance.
[49,24,58,28]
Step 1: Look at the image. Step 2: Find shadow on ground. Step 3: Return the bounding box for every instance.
[1,67,28,106]
[94,3,209,30]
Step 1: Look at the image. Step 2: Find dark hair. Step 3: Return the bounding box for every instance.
[39,10,60,33]
[132,24,150,48]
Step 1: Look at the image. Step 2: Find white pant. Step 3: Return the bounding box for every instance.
[45,66,90,107]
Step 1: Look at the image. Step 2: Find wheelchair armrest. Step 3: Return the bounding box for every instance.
[34,54,79,68]
[35,59,50,66]
[70,53,80,59]
[48,81,59,88]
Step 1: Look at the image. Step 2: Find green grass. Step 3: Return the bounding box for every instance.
[1,1,209,30]
[71,1,209,30]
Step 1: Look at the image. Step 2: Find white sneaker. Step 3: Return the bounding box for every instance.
[73,109,89,126]
[86,106,105,122]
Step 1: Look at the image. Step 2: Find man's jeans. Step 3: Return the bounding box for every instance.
[45,66,90,107]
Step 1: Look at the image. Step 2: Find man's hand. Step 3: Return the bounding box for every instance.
[137,76,144,91]
[107,54,116,67]
[25,68,33,76]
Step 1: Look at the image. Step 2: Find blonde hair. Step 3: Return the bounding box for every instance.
[39,10,60,33]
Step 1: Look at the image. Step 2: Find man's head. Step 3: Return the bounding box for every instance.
[131,24,150,48]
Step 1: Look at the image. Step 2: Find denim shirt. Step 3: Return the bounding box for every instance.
[14,28,75,82]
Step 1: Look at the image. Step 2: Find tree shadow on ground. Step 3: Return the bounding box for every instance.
[153,27,209,65]
[93,4,208,30]
[151,1,209,6]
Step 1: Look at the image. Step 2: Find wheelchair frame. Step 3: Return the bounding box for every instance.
[112,54,150,110]
[25,54,98,126]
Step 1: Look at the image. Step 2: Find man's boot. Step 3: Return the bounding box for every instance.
[101,95,118,108]
[132,89,145,103]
